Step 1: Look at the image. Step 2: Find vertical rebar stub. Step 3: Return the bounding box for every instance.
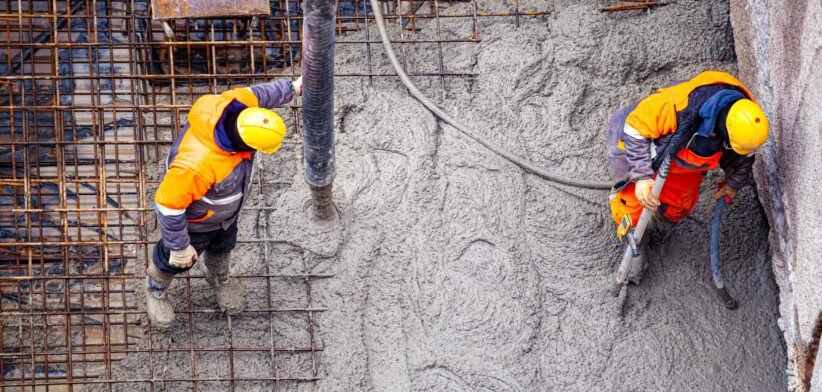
[301,0,338,217]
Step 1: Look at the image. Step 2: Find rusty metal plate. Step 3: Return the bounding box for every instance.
[152,0,271,20]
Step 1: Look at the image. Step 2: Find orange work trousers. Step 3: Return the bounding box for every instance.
[610,149,722,226]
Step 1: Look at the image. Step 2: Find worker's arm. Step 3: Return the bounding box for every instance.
[246,79,300,109]
[623,91,679,181]
[154,165,214,250]
[621,133,653,181]
[719,152,755,191]
[220,78,300,110]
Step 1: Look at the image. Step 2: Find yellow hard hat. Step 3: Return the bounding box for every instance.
[725,99,769,155]
[237,107,287,154]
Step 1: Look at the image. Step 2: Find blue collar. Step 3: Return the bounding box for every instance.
[696,90,745,137]
[214,100,249,152]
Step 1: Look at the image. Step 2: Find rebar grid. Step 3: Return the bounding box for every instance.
[0,0,551,389]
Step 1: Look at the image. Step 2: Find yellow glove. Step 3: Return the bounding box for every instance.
[634,179,660,210]
[169,245,197,268]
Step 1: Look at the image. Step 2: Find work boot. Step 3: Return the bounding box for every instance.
[649,213,675,247]
[202,251,245,314]
[145,263,175,328]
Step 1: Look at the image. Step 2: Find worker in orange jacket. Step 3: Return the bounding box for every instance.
[606,71,769,289]
[146,77,302,327]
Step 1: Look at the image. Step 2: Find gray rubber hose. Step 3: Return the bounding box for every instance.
[368,0,614,190]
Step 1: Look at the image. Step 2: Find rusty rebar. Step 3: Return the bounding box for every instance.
[597,0,666,12]
[0,1,552,388]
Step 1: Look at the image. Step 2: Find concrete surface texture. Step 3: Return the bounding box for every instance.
[729,0,822,389]
[103,1,790,390]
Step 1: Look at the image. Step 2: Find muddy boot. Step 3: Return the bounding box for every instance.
[715,286,739,310]
[145,263,175,328]
[649,213,675,249]
[202,251,245,314]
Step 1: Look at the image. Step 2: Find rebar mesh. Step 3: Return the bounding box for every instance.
[0,0,554,389]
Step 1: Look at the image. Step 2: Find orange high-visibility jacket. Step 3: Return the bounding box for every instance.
[605,71,757,190]
[154,80,295,250]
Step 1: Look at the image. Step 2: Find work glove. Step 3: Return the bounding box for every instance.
[292,76,302,97]
[713,182,737,204]
[169,245,197,269]
[634,178,660,211]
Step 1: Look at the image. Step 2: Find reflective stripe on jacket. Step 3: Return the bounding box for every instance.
[154,80,295,250]
[606,71,756,191]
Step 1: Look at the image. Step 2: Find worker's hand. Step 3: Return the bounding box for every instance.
[713,182,737,203]
[169,245,197,269]
[634,179,660,211]
[292,76,302,97]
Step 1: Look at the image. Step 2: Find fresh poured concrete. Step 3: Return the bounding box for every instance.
[103,1,788,390]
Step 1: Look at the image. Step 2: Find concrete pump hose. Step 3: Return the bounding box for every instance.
[710,198,726,288]
[368,0,614,190]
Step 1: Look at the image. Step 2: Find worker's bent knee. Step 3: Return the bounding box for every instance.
[610,183,643,226]
[657,203,690,223]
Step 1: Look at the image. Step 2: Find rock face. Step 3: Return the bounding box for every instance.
[729,1,822,390]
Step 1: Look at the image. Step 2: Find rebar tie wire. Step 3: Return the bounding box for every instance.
[368,0,614,191]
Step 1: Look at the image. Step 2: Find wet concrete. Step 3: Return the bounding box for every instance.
[101,1,787,390]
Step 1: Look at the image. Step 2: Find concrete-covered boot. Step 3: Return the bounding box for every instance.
[649,213,675,247]
[145,263,175,328]
[202,251,245,314]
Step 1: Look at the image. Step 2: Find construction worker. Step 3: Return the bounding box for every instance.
[145,77,302,327]
[606,71,769,301]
